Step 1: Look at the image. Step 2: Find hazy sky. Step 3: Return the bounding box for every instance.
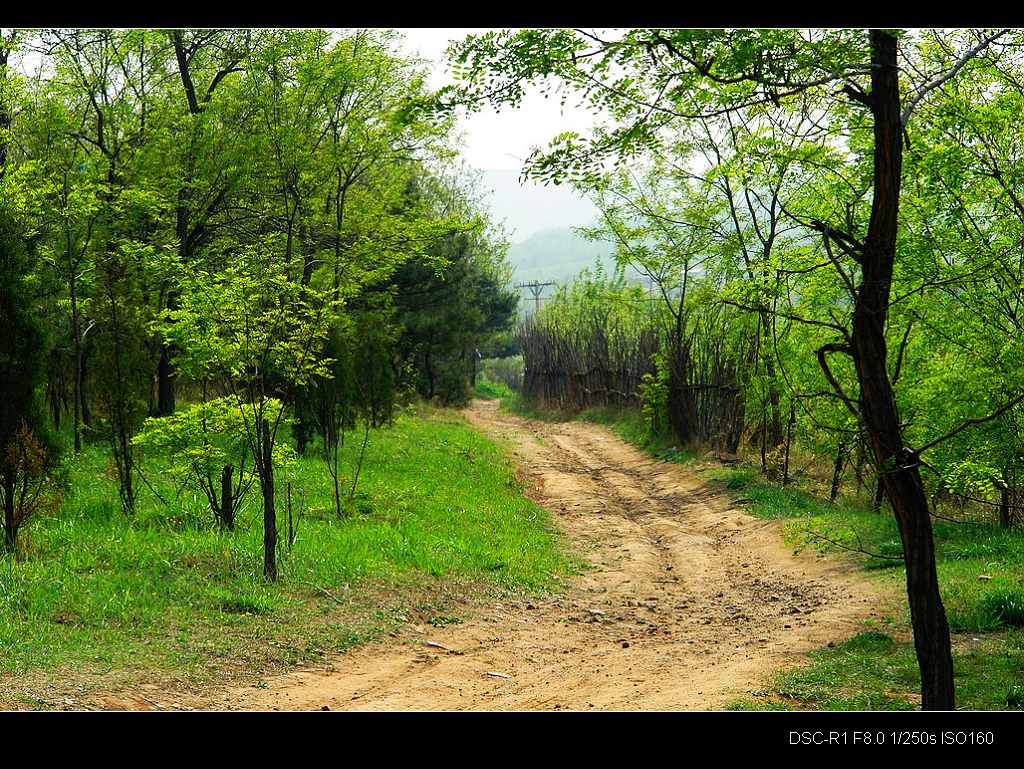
[397,28,596,170]
[397,28,602,241]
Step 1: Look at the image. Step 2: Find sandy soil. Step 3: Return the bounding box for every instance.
[93,400,889,711]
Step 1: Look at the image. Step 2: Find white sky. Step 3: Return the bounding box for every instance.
[396,28,602,241]
[396,28,597,171]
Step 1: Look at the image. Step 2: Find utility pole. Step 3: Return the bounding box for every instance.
[514,281,555,315]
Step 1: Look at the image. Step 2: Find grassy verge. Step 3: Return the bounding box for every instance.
[708,465,1024,710]
[473,378,514,401]
[0,403,571,708]
[506,397,1024,710]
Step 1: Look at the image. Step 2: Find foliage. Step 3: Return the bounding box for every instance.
[0,28,516,578]
[1,422,63,552]
[134,397,292,529]
[446,28,1024,708]
[0,197,60,550]
[474,378,514,401]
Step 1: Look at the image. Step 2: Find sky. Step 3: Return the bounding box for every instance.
[396,28,603,242]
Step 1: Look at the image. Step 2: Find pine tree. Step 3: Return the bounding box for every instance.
[0,208,58,551]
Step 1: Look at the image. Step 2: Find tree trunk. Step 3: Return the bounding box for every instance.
[70,267,83,452]
[845,30,954,710]
[854,438,866,494]
[80,343,92,428]
[761,328,784,448]
[287,481,294,550]
[782,403,795,487]
[2,475,15,552]
[829,442,846,503]
[261,419,277,581]
[220,463,234,531]
[759,412,768,475]
[157,344,175,416]
[999,470,1012,529]
[873,475,885,512]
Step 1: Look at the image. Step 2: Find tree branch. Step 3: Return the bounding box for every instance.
[916,391,1024,455]
[900,29,1010,126]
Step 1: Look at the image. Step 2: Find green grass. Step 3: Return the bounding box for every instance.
[706,465,1024,634]
[726,629,1024,711]
[473,378,514,401]
[499,391,573,422]
[0,404,572,705]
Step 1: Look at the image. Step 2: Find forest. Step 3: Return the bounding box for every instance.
[1,26,1023,715]
[0,27,517,556]
[0,29,534,707]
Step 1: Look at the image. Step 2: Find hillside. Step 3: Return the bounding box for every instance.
[506,226,621,286]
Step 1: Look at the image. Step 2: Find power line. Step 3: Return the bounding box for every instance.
[514,281,555,315]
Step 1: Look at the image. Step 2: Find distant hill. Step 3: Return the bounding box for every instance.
[506,226,619,286]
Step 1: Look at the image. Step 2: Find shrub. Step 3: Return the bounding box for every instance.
[978,587,1024,629]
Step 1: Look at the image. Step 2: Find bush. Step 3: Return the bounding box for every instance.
[479,355,523,392]
[978,588,1024,629]
[474,378,513,400]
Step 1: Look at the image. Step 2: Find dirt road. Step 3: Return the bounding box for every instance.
[147,399,882,711]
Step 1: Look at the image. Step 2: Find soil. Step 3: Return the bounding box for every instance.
[90,400,891,711]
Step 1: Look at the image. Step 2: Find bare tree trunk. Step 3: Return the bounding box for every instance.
[156,343,175,416]
[829,442,846,503]
[261,419,277,581]
[999,469,1013,529]
[220,463,234,531]
[760,321,784,448]
[854,438,866,494]
[873,475,885,512]
[781,403,795,487]
[287,480,294,550]
[845,30,954,710]
[70,268,83,452]
[80,348,92,428]
[759,409,768,475]
[331,429,343,518]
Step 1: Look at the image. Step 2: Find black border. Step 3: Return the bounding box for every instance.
[4,710,1021,755]
[6,8,1024,28]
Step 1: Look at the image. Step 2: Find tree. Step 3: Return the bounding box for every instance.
[157,29,256,416]
[0,196,58,551]
[134,396,287,531]
[162,237,334,580]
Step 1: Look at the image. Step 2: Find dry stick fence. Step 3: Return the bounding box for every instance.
[519,314,659,412]
[519,300,747,453]
[666,304,749,453]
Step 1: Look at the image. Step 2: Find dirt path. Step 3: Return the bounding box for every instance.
[112,401,888,711]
